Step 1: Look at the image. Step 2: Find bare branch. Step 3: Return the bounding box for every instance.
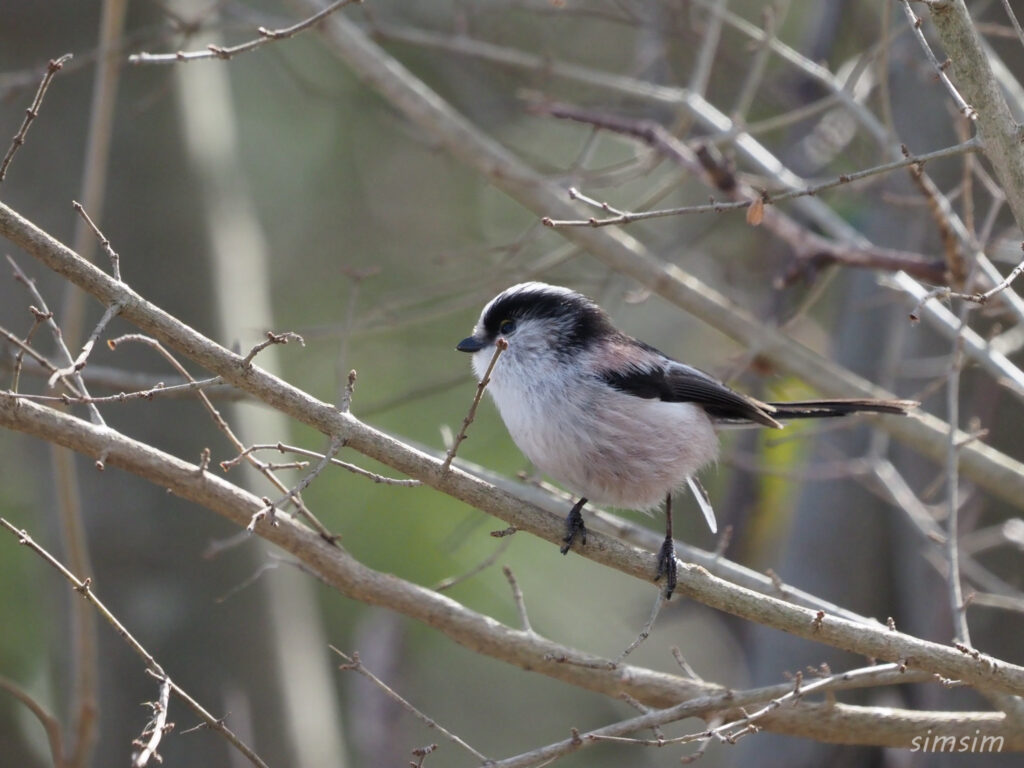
[502,566,533,634]
[0,54,72,182]
[3,394,1023,747]
[332,648,490,762]
[442,337,507,472]
[0,519,269,768]
[901,0,977,119]
[129,0,362,64]
[72,201,121,281]
[131,676,171,768]
[240,331,305,368]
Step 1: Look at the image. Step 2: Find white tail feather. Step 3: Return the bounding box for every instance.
[687,476,717,533]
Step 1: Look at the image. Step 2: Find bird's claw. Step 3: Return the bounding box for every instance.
[560,502,587,554]
[655,536,677,599]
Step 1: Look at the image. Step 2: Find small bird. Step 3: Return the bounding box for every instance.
[456,282,915,598]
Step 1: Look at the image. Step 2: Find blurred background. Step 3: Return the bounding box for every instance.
[1,1,1023,766]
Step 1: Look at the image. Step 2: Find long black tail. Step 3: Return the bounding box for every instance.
[767,398,917,420]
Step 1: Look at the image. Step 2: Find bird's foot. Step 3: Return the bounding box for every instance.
[655,535,678,599]
[560,498,588,554]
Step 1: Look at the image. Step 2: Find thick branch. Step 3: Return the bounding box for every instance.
[1,393,1023,748]
[927,0,1024,229]
[2,334,1024,702]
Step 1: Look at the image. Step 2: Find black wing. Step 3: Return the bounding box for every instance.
[602,360,783,428]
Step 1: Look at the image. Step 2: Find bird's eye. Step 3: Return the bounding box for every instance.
[498,318,516,335]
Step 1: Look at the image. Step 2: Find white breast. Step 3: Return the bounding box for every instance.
[478,350,719,510]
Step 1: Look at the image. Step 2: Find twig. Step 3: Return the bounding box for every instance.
[672,648,706,683]
[340,369,357,413]
[409,743,438,768]
[730,5,778,123]
[131,675,171,767]
[0,518,269,768]
[613,592,665,665]
[432,536,512,592]
[332,648,490,762]
[617,692,669,746]
[690,0,727,96]
[240,331,305,368]
[957,243,1024,305]
[11,376,225,405]
[0,54,72,182]
[0,356,248,402]
[73,201,121,281]
[5,308,51,394]
[487,662,917,767]
[945,321,972,646]
[502,566,533,633]
[900,1,977,119]
[7,256,105,425]
[108,333,337,540]
[885,272,1024,400]
[712,525,733,559]
[129,0,362,64]
[540,139,978,228]
[383,10,1024,324]
[997,0,1024,50]
[336,267,378,408]
[441,338,507,472]
[2,321,65,378]
[245,435,347,531]
[906,143,965,288]
[46,300,125,389]
[221,441,421,487]
[966,591,1024,614]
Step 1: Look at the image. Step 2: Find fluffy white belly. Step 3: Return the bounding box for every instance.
[491,379,718,510]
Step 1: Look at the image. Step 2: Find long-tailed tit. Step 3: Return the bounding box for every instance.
[456,282,915,598]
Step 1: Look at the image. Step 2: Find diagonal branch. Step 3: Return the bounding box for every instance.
[1,393,1023,748]
[925,0,1024,229]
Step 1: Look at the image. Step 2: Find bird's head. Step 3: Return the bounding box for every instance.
[456,282,615,381]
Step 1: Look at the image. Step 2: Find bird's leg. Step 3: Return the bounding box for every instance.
[655,492,678,599]
[560,497,588,554]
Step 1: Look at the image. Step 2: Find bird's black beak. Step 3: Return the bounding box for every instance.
[456,336,485,353]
